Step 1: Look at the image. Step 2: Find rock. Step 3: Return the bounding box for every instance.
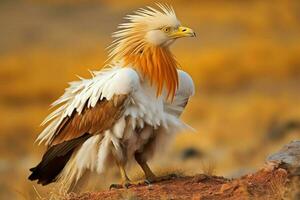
[267,140,300,175]
[267,140,300,200]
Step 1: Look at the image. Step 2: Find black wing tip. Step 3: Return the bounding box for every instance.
[28,168,53,185]
[28,167,41,182]
[29,167,36,172]
[28,174,35,181]
[28,133,92,186]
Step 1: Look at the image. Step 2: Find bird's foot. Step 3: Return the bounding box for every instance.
[109,183,123,190]
[109,174,179,189]
[109,180,145,189]
[144,173,179,185]
[109,180,132,190]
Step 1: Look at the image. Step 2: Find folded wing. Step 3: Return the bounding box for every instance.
[165,70,195,117]
[37,67,139,146]
[29,67,140,185]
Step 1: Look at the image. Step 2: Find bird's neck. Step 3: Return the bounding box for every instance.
[123,45,179,100]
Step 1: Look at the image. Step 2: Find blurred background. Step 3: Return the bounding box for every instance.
[1,0,300,199]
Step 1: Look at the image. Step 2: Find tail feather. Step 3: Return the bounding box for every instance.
[28,133,91,185]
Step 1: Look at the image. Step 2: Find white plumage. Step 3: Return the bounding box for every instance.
[42,67,193,187]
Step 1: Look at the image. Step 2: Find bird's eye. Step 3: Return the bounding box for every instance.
[162,27,170,33]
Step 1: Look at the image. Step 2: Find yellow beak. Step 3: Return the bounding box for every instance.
[170,26,196,38]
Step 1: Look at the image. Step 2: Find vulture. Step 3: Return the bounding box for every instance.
[29,3,195,189]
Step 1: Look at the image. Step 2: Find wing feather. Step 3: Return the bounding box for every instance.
[50,94,128,146]
[36,67,140,146]
[164,70,194,117]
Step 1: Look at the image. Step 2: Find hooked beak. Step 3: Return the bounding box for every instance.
[170,26,196,38]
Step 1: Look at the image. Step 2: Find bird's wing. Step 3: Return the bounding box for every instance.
[164,70,195,117]
[36,67,140,146]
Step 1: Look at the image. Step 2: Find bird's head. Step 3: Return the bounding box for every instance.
[127,5,196,47]
[108,3,195,58]
[107,3,195,100]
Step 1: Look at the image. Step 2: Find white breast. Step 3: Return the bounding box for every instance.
[125,80,166,130]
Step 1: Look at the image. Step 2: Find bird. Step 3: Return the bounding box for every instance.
[28,3,195,190]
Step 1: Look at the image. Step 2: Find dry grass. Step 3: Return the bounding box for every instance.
[1,0,300,199]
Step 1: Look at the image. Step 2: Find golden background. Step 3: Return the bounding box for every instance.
[0,0,300,199]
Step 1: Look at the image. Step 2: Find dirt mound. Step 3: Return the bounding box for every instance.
[67,167,287,200]
[67,141,300,200]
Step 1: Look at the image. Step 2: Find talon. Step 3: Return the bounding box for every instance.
[159,173,178,181]
[109,183,122,190]
[124,182,132,188]
[145,179,152,185]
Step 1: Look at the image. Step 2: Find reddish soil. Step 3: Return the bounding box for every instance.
[67,165,289,200]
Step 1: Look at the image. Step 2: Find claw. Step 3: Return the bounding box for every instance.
[144,179,152,185]
[109,183,123,190]
[124,182,132,188]
[143,173,179,185]
[109,175,179,190]
[109,181,133,190]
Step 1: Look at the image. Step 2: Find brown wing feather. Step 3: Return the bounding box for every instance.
[50,94,128,146]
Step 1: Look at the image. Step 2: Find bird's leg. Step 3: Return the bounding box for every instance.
[135,152,179,184]
[118,162,131,187]
[134,152,156,183]
[110,161,131,189]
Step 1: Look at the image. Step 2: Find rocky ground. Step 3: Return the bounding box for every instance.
[66,141,300,200]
